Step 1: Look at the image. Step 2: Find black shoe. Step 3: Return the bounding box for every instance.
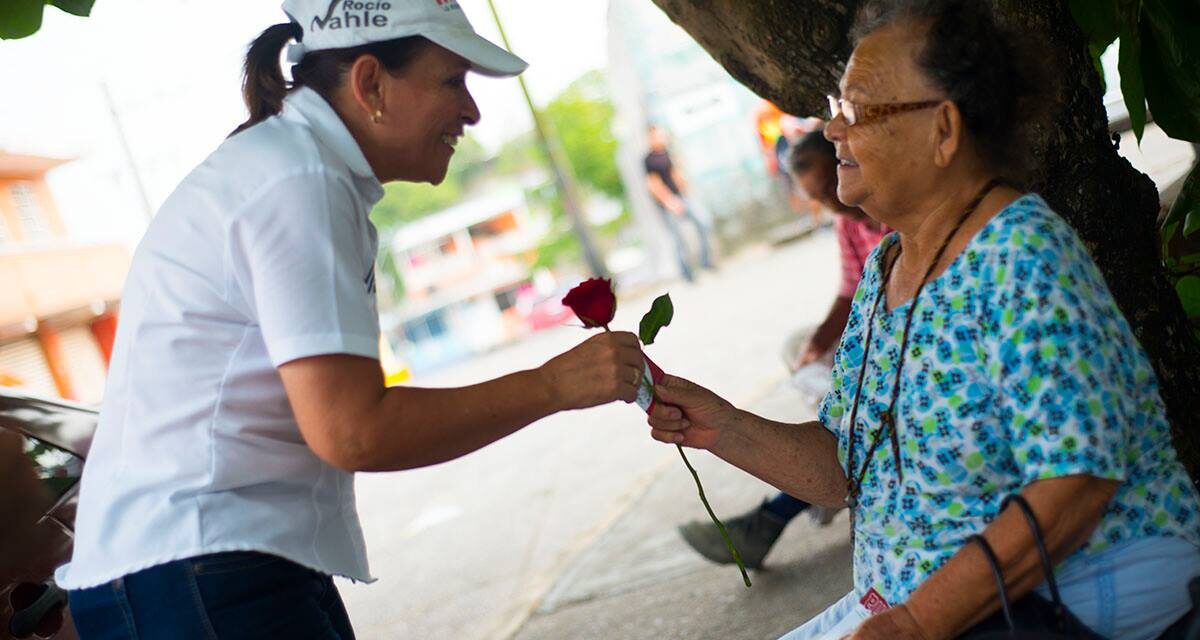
[677,500,788,569]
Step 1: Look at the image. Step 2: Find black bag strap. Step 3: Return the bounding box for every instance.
[968,533,1016,631]
[1001,494,1066,617]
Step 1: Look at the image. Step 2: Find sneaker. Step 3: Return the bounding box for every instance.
[677,500,788,570]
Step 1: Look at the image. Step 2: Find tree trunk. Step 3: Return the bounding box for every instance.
[651,0,1200,479]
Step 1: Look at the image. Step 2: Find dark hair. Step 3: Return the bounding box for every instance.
[786,130,836,175]
[232,22,429,135]
[851,0,1052,180]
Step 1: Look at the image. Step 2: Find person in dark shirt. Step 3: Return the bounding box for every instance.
[643,125,716,282]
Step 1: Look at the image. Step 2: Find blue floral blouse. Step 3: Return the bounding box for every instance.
[818,193,1200,605]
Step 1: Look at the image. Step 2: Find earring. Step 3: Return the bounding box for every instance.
[372,110,383,124]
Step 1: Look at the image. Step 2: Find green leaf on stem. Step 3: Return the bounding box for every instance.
[639,294,674,346]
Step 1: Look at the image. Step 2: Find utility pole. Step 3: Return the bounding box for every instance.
[101,81,155,224]
[485,0,609,279]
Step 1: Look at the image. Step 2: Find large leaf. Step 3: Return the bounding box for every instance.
[0,0,45,40]
[1140,0,1200,142]
[1069,0,1123,48]
[49,0,94,17]
[1172,163,1200,239]
[0,0,95,39]
[639,294,674,346]
[1176,275,1200,318]
[1118,25,1148,143]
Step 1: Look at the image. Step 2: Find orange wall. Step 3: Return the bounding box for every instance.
[0,244,129,328]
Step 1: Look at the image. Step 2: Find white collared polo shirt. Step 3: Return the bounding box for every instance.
[58,87,384,589]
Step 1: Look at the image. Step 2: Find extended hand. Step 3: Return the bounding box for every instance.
[539,331,645,411]
[646,374,736,449]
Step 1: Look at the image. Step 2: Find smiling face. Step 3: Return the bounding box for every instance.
[372,43,481,184]
[824,22,944,219]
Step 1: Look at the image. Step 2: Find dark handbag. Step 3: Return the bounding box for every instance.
[956,494,1104,639]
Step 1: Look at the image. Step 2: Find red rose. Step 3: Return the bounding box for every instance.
[561,278,617,328]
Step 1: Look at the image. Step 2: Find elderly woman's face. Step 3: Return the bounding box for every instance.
[825,23,943,215]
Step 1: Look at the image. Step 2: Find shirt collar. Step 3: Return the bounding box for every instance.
[282,87,384,202]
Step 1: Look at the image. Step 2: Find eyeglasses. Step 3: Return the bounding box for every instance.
[827,96,941,126]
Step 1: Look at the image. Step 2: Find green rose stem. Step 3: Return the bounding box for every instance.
[603,325,751,588]
[675,443,752,587]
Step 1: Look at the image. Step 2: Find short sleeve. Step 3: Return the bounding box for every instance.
[835,218,863,299]
[984,212,1137,486]
[228,168,381,367]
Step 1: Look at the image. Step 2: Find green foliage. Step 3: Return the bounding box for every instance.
[1070,0,1200,143]
[1161,164,1200,341]
[0,0,94,39]
[1072,0,1200,344]
[1141,0,1200,142]
[639,294,674,345]
[532,224,582,271]
[543,70,626,200]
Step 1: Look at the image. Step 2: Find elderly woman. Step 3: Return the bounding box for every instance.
[647,1,1200,638]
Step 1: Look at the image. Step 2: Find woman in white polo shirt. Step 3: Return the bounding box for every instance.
[59,2,646,638]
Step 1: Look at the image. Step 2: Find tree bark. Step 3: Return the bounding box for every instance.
[651,0,1200,479]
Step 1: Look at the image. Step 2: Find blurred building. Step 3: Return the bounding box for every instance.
[0,153,128,403]
[606,0,789,281]
[386,186,566,373]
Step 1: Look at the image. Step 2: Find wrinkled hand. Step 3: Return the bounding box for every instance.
[539,331,645,411]
[646,374,737,450]
[844,605,928,640]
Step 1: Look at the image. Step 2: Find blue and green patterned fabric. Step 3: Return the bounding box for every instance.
[818,193,1200,605]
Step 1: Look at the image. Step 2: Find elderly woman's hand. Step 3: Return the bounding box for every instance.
[646,374,737,450]
[844,605,929,640]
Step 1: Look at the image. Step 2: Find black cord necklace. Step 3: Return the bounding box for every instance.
[843,179,1003,528]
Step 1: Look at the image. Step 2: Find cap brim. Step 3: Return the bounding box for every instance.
[422,28,528,78]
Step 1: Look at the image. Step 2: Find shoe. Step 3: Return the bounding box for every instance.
[677,500,787,569]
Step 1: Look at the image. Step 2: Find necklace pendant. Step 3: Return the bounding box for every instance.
[844,494,858,509]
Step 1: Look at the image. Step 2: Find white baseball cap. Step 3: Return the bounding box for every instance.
[281,0,528,77]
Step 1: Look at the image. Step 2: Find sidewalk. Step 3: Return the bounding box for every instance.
[510,378,852,640]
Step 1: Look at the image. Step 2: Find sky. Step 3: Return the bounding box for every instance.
[0,0,612,248]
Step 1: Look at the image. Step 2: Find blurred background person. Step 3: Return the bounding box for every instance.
[643,124,717,282]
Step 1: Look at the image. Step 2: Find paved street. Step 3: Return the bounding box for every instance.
[338,230,850,639]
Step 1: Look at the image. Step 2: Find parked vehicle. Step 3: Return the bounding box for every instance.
[1,388,96,640]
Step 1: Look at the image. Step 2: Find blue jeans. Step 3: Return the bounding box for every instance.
[659,202,714,281]
[68,551,355,639]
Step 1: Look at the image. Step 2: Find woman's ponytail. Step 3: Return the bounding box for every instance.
[233,22,303,136]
